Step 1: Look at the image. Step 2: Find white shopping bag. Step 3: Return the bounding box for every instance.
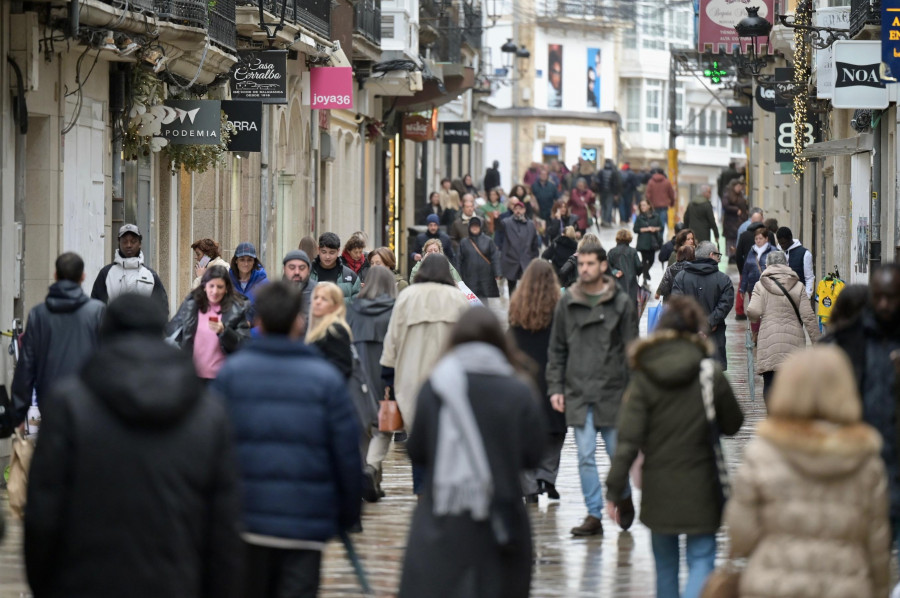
[457,281,484,306]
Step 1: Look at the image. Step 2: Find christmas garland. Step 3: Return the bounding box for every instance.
[792,0,812,180]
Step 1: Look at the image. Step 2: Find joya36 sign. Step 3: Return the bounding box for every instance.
[231,50,288,104]
[310,67,354,110]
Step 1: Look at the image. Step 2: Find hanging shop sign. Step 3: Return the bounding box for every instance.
[814,6,849,98]
[442,122,471,144]
[882,0,900,82]
[774,108,820,163]
[231,50,288,103]
[309,67,354,110]
[402,112,437,141]
[222,100,262,152]
[160,100,222,145]
[832,41,888,109]
[727,106,753,135]
[773,68,795,107]
[755,84,777,112]
[698,0,774,53]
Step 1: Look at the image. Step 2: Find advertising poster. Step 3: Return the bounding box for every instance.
[548,44,563,109]
[698,0,774,53]
[587,48,601,109]
[882,0,900,82]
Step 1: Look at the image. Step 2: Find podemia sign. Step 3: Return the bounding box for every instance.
[310,67,354,110]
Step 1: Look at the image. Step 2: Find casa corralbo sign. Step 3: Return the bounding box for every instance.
[231,50,288,104]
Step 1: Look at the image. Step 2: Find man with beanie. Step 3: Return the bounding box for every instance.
[25,294,241,598]
[310,232,361,304]
[283,249,316,316]
[458,216,501,304]
[412,214,455,265]
[12,252,105,426]
[91,223,168,315]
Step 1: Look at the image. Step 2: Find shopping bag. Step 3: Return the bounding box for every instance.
[647,302,663,333]
[457,281,484,306]
[8,430,34,519]
[637,286,651,318]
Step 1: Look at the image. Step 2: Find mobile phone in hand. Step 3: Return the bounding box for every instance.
[197,255,211,269]
[209,316,219,323]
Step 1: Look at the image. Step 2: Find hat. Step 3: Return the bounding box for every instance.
[235,242,257,259]
[426,214,440,225]
[468,216,482,229]
[118,224,142,239]
[283,249,311,267]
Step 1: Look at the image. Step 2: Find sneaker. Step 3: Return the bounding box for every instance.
[616,496,635,531]
[362,465,381,503]
[538,479,561,500]
[570,515,604,537]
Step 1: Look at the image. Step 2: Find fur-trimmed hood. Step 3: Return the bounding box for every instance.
[757,417,882,479]
[628,330,716,387]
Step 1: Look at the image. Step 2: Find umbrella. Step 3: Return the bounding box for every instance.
[745,328,756,401]
[340,530,374,596]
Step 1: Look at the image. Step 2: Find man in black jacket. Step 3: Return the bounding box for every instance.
[11,252,105,425]
[25,293,241,598]
[90,224,168,315]
[672,241,735,368]
[412,214,455,265]
[483,160,501,192]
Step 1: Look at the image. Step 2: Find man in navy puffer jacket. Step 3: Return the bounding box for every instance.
[212,281,362,597]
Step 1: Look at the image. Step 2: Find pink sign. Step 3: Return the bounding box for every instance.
[310,67,354,109]
[698,0,774,54]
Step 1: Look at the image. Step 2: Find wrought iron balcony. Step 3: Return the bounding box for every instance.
[154,0,207,27]
[354,0,382,45]
[209,0,237,53]
[462,2,482,50]
[849,0,879,38]
[237,0,331,39]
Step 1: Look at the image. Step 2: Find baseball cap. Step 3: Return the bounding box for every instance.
[235,242,257,259]
[468,216,482,228]
[118,224,142,239]
[426,214,440,225]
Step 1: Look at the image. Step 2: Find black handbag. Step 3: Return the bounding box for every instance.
[348,345,379,436]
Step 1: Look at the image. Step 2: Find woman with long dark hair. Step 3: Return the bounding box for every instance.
[634,198,664,284]
[167,265,251,381]
[508,260,565,503]
[228,242,268,303]
[399,307,544,598]
[367,247,408,292]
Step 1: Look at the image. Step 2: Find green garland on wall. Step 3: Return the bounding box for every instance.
[792,0,812,180]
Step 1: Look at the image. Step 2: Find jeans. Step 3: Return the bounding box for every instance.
[573,410,629,518]
[651,532,717,598]
[601,193,616,225]
[621,190,635,223]
[655,207,669,239]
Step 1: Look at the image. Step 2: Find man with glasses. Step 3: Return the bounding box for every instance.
[672,241,735,368]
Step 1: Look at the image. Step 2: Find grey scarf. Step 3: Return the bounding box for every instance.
[430,342,513,520]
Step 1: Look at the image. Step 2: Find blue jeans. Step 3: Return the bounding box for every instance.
[655,207,669,239]
[620,191,635,224]
[573,410,629,518]
[651,532,716,598]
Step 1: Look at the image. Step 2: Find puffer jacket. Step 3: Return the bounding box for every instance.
[655,260,688,300]
[91,250,169,315]
[739,244,774,294]
[311,257,361,304]
[746,264,820,374]
[725,417,889,598]
[165,295,251,356]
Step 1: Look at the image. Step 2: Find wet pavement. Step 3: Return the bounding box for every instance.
[0,226,801,597]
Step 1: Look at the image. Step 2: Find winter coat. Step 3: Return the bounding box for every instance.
[11,281,105,424]
[672,259,734,332]
[736,223,772,273]
[531,180,559,221]
[725,417,889,598]
[546,214,578,241]
[459,233,501,299]
[229,267,269,304]
[498,216,540,281]
[165,295,251,357]
[607,243,643,303]
[212,336,361,542]
[438,188,461,213]
[417,202,444,225]
[412,230,455,265]
[191,256,230,289]
[746,264,821,374]
[477,201,507,237]
[399,373,544,598]
[91,250,169,315]
[311,324,353,380]
[483,167,501,193]
[380,282,470,431]
[634,211,663,252]
[682,195,720,243]
[509,324,567,435]
[347,295,395,400]
[558,254,579,288]
[658,238,676,265]
[311,257,361,304]
[722,186,749,240]
[594,163,622,196]
[546,277,639,428]
[655,260,688,300]
[542,235,578,274]
[568,188,596,231]
[739,244,774,294]
[645,173,675,209]
[449,213,476,252]
[606,332,743,534]
[25,334,241,598]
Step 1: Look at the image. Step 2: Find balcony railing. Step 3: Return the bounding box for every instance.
[462,2,481,50]
[238,0,331,39]
[849,0,879,38]
[354,0,382,45]
[209,0,237,53]
[538,0,635,21]
[154,0,207,27]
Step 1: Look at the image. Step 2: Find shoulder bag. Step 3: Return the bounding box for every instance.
[469,238,492,266]
[377,385,404,432]
[770,278,803,326]
[8,429,34,519]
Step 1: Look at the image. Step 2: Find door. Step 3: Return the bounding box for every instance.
[849,151,870,283]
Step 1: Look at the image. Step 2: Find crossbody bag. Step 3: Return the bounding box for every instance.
[770,278,803,326]
[469,239,492,266]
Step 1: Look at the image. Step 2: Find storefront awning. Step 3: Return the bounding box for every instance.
[394,65,475,113]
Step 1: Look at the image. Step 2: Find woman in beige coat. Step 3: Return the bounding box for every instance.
[724,346,889,598]
[369,254,470,494]
[746,251,820,401]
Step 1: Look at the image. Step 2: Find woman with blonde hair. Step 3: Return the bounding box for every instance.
[305,282,353,379]
[409,238,463,283]
[508,260,565,503]
[725,346,889,598]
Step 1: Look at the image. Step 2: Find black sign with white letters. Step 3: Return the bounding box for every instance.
[231,50,288,103]
[160,100,222,146]
[774,108,821,163]
[755,84,776,113]
[834,62,886,89]
[222,100,262,152]
[727,106,753,135]
[442,122,471,144]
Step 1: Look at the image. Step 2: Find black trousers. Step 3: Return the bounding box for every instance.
[639,250,655,280]
[762,371,775,405]
[243,543,322,598]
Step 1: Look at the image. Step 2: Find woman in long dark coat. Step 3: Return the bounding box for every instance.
[399,308,544,598]
[508,260,566,503]
[458,217,501,304]
[722,179,748,259]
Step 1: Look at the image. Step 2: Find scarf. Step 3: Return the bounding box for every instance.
[342,251,366,274]
[430,342,513,520]
[513,213,527,223]
[752,243,768,257]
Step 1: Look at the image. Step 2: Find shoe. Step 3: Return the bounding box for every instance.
[525,493,539,504]
[570,515,604,537]
[616,496,635,531]
[393,431,408,442]
[735,314,747,321]
[362,465,382,503]
[538,480,560,500]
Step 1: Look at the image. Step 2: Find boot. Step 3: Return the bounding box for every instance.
[538,479,560,500]
[362,465,383,503]
[616,496,635,531]
[570,515,603,537]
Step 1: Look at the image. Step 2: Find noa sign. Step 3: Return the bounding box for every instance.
[831,41,889,109]
[310,67,354,110]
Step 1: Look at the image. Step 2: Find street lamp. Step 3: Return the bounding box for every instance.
[734,6,772,77]
[501,38,518,71]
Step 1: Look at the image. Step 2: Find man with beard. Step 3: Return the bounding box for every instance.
[498,199,540,296]
[826,264,900,564]
[91,224,168,315]
[282,249,316,316]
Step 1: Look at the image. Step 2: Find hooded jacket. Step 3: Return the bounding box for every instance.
[645,173,675,209]
[11,280,105,425]
[725,417,889,598]
[747,264,821,374]
[25,334,241,598]
[672,258,735,331]
[311,256,361,304]
[91,250,168,315]
[683,194,720,243]
[347,295,396,399]
[607,332,743,534]
[229,266,269,304]
[546,276,638,428]
[458,231,501,299]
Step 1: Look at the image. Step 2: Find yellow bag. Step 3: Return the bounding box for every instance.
[9,430,34,519]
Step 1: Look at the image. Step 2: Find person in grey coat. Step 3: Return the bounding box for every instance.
[458,217,501,303]
[672,241,734,369]
[499,199,540,296]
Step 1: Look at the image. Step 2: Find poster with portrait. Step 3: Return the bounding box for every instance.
[548,44,563,109]
[587,48,601,109]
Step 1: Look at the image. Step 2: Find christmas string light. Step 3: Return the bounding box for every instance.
[792,0,812,180]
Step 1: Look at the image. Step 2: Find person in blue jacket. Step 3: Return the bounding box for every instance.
[212,281,362,597]
[229,242,269,303]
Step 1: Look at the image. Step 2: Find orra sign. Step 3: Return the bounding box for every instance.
[222,100,262,152]
[831,41,889,109]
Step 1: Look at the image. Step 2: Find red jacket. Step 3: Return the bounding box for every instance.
[645,173,675,209]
